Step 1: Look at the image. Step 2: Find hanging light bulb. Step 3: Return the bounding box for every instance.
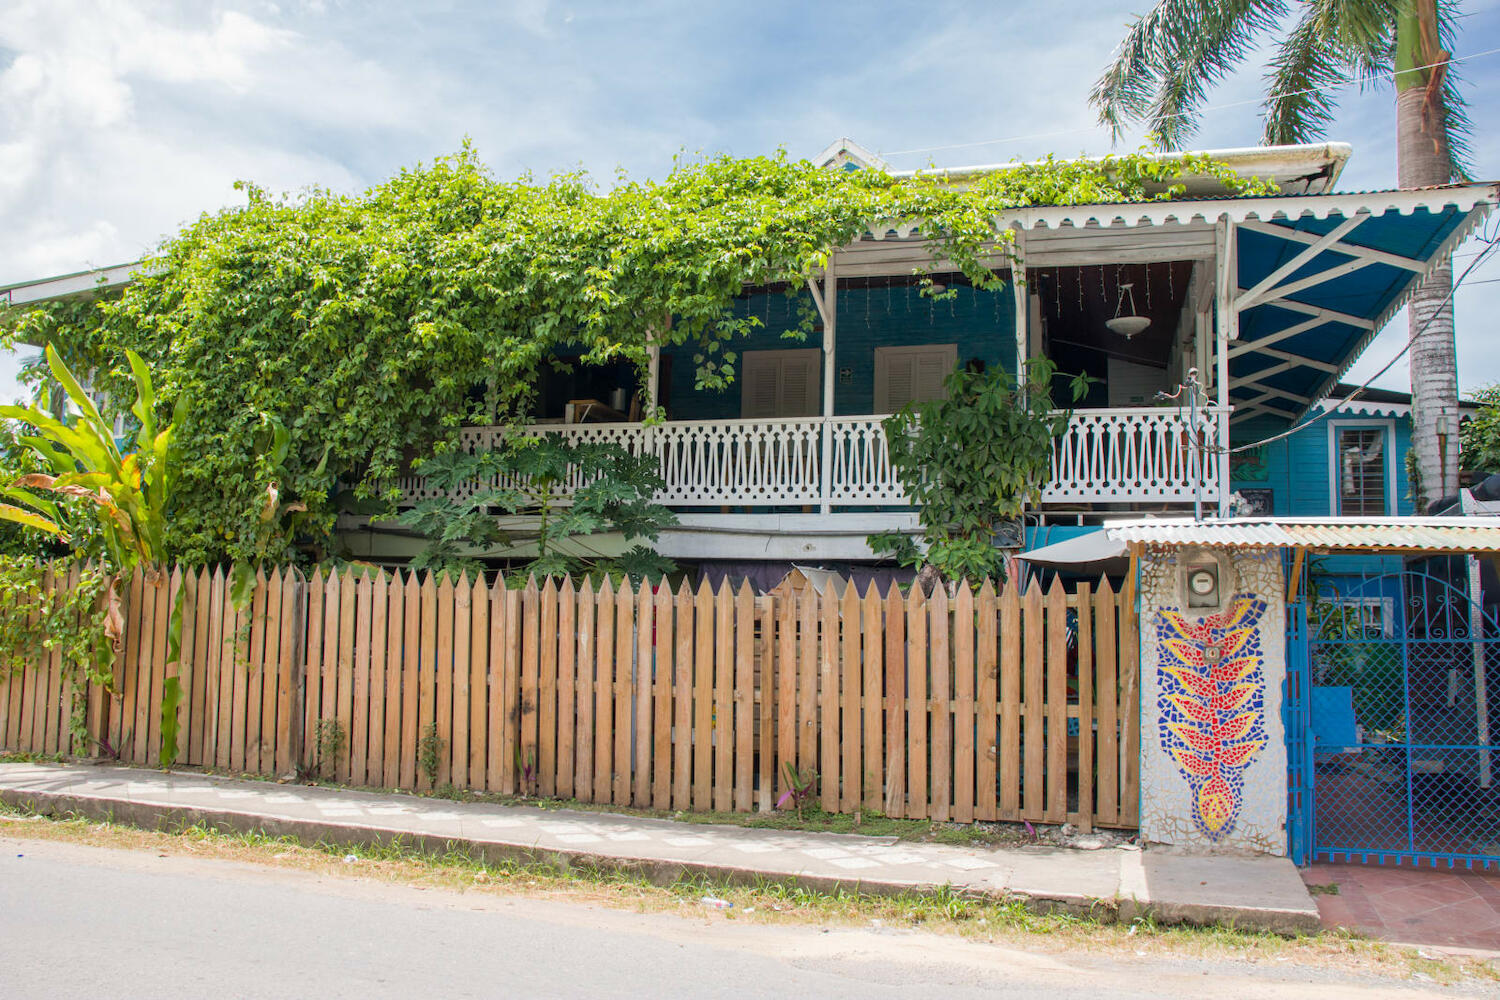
[1106,281,1150,339]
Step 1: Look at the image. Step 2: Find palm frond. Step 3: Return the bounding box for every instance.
[1091,0,1288,149]
[1261,3,1365,145]
[1438,0,1475,179]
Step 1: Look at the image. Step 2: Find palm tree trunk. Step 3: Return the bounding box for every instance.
[1395,5,1458,510]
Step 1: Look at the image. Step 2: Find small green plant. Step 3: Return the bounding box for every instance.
[776,762,819,822]
[391,437,676,583]
[417,722,445,785]
[315,720,346,778]
[515,747,539,796]
[869,358,1090,585]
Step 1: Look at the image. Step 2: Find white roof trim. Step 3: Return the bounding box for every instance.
[0,261,141,307]
[861,182,1499,241]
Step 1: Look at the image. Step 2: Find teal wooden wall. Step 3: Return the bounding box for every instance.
[659,283,1016,421]
[1230,408,1413,573]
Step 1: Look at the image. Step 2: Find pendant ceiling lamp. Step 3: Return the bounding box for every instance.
[1105,282,1150,339]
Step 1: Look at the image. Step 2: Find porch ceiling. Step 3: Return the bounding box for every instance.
[1226,184,1498,422]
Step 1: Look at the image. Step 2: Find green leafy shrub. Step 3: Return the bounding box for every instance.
[2,146,1267,568]
[869,359,1090,584]
[391,436,676,583]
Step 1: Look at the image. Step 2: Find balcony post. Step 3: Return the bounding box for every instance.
[819,260,837,514]
[1214,217,1237,517]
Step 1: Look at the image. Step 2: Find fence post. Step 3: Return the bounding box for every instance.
[288,574,308,775]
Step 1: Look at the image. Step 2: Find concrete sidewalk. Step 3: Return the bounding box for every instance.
[0,762,1319,933]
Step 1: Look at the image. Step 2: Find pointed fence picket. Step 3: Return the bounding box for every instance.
[0,562,1142,830]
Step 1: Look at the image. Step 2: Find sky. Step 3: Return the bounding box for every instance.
[1,0,1498,402]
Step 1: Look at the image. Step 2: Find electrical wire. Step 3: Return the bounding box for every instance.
[880,46,1500,160]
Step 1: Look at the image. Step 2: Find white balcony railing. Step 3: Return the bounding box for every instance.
[397,407,1227,509]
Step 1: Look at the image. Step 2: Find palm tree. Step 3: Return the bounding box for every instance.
[1091,0,1474,508]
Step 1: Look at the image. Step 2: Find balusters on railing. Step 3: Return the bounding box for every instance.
[398,408,1225,509]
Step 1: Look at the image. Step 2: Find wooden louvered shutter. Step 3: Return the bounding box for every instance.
[875,344,957,412]
[741,349,821,418]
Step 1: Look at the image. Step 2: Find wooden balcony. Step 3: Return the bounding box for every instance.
[397,406,1228,511]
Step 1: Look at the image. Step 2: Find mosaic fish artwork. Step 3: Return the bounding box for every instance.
[1155,596,1269,840]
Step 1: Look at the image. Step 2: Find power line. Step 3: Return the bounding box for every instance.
[881,45,1500,160]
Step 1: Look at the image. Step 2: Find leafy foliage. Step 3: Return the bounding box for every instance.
[1459,384,1500,477]
[5,145,1268,567]
[390,435,676,582]
[1090,0,1473,179]
[0,345,179,572]
[0,558,115,748]
[870,359,1089,583]
[0,347,187,764]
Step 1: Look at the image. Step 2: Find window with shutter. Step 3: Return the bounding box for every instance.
[874,344,957,412]
[1335,426,1388,516]
[741,349,821,418]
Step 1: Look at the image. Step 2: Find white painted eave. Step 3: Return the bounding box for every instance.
[0,260,142,307]
[889,142,1354,196]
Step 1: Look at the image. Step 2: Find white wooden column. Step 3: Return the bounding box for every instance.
[1011,228,1028,381]
[808,261,838,515]
[1214,218,1237,517]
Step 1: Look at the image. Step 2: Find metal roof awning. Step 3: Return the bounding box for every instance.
[1225,183,1498,423]
[1102,516,1500,554]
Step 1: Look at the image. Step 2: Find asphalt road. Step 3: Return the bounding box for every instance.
[0,836,1467,999]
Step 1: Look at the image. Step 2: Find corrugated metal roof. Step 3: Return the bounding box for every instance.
[1103,517,1500,553]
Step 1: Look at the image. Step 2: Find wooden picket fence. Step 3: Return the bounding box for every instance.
[0,563,1140,830]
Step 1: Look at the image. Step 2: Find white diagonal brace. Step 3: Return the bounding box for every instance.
[1236,220,1427,273]
[1237,294,1376,330]
[1248,255,1374,307]
[1233,379,1313,404]
[1230,358,1316,388]
[805,277,830,327]
[1227,315,1327,358]
[1234,214,1366,313]
[1240,345,1340,373]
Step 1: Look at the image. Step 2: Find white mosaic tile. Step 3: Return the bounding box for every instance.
[803,847,852,860]
[829,857,881,870]
[729,842,778,855]
[317,807,365,817]
[481,818,525,828]
[664,836,711,847]
[540,822,586,834]
[216,791,262,800]
[604,831,651,843]
[942,856,998,871]
[420,811,462,821]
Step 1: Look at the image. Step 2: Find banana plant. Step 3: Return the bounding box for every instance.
[0,344,187,764]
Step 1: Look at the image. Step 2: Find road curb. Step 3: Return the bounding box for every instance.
[0,781,1328,934]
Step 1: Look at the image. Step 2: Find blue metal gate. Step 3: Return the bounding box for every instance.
[1288,561,1500,869]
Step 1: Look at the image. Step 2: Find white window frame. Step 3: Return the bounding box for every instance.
[1333,596,1396,639]
[1327,419,1397,517]
[873,343,958,413]
[740,348,821,419]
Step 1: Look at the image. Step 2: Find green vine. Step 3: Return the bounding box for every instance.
[0,558,115,748]
[3,144,1271,568]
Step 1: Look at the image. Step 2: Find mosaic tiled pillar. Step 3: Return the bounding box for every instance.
[1137,546,1289,854]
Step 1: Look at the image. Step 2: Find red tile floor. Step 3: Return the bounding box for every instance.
[1303,863,1500,952]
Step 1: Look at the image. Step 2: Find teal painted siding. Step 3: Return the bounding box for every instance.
[1230,408,1414,574]
[660,284,1015,421]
